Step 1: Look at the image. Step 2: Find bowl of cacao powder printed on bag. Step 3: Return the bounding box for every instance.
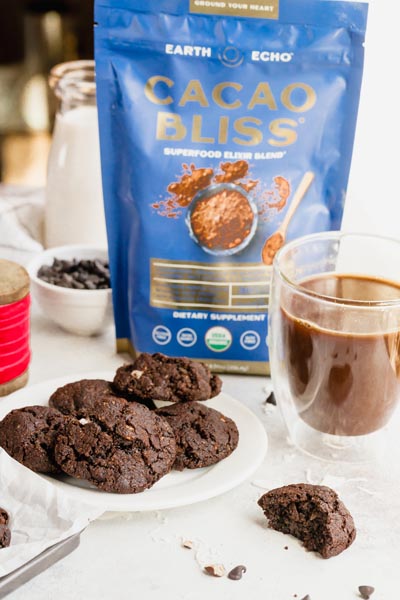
[186,183,258,256]
[27,245,113,336]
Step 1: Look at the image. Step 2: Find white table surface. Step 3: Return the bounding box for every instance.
[1,306,398,600]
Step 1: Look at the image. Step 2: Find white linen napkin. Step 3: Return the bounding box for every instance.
[0,185,45,265]
[0,449,103,578]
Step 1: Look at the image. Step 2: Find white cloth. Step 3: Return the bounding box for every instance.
[0,450,103,578]
[0,185,45,265]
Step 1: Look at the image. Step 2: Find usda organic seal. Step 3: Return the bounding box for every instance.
[205,326,232,352]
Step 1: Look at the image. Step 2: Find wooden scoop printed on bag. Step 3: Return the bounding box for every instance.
[261,171,315,266]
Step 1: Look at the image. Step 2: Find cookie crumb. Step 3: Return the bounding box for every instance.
[227,565,247,581]
[182,540,193,549]
[0,508,9,526]
[301,595,311,600]
[204,564,226,577]
[358,586,375,599]
[0,524,11,549]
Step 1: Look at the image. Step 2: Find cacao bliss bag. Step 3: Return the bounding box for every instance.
[95,0,368,374]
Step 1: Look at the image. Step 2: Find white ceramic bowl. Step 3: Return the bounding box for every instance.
[27,245,113,336]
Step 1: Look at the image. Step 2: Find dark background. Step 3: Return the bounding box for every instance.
[0,1,94,183]
[0,1,94,64]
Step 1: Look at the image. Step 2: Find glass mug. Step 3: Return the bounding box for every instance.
[268,231,400,462]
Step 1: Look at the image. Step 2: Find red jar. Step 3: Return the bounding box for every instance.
[0,259,30,396]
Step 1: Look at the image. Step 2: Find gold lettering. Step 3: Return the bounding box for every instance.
[179,80,209,107]
[248,83,277,110]
[281,83,316,113]
[156,112,186,140]
[212,82,242,109]
[145,76,173,105]
[268,118,298,146]
[218,116,229,144]
[233,117,263,146]
[192,115,215,143]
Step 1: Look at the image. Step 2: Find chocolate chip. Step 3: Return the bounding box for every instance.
[358,586,375,599]
[227,565,247,580]
[93,259,110,278]
[265,391,277,406]
[38,258,110,290]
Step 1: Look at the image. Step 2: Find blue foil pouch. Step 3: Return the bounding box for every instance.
[95,0,368,374]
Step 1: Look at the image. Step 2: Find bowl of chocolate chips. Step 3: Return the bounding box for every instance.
[27,245,113,336]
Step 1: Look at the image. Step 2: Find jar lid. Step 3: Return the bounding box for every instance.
[0,259,30,306]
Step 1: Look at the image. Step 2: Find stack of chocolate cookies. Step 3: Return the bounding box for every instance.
[0,353,239,494]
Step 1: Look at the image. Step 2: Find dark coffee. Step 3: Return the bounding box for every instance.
[282,274,400,436]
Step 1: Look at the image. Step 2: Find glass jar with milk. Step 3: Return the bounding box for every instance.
[45,60,107,248]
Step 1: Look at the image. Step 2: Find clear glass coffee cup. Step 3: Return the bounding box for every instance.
[268,231,400,462]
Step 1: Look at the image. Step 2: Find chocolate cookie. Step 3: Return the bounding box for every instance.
[0,508,9,526]
[0,525,11,549]
[50,378,156,415]
[0,406,66,473]
[54,397,176,493]
[49,379,117,416]
[156,402,239,470]
[113,353,222,404]
[258,483,356,559]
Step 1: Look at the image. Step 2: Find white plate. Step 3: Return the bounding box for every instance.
[0,372,268,512]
